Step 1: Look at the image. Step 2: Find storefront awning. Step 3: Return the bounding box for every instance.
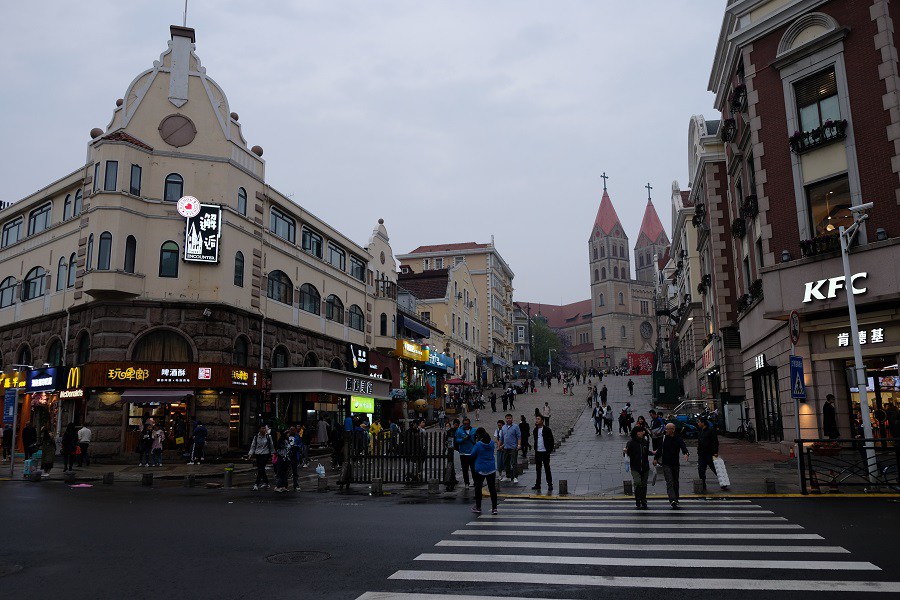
[397,314,431,339]
[121,389,194,403]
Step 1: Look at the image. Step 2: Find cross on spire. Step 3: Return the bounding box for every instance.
[600,172,609,191]
[645,182,653,201]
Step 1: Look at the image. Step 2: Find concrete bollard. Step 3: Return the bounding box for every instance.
[64,471,77,484]
[558,480,568,495]
[184,474,196,488]
[693,479,704,494]
[765,479,777,494]
[428,478,440,495]
[141,472,153,487]
[223,463,234,488]
[371,477,383,496]
[317,477,329,493]
[623,480,633,496]
[102,472,115,485]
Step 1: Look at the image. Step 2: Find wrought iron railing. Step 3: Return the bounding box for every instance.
[796,437,899,494]
[343,430,451,485]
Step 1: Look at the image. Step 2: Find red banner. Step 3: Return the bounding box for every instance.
[627,352,654,375]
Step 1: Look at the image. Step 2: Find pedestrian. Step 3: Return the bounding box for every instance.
[1,424,11,462]
[490,392,497,413]
[518,416,530,460]
[138,423,153,467]
[697,417,724,490]
[499,414,521,483]
[547,377,551,390]
[531,379,536,393]
[189,421,208,464]
[273,431,291,492]
[454,418,477,488]
[602,402,614,435]
[151,423,165,467]
[317,416,329,447]
[624,426,652,509]
[592,403,603,435]
[287,426,302,490]
[474,401,480,422]
[501,391,508,412]
[648,409,665,453]
[438,408,446,430]
[627,378,635,396]
[248,425,274,490]
[22,422,37,460]
[445,419,459,488]
[297,423,310,466]
[599,384,608,405]
[469,427,498,515]
[509,387,517,410]
[634,415,648,431]
[39,427,56,477]
[823,394,840,439]
[653,422,689,508]
[618,407,632,436]
[541,402,551,427]
[76,423,91,467]
[531,415,555,493]
[61,422,78,472]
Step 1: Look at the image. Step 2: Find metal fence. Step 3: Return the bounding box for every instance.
[796,438,899,494]
[342,430,450,485]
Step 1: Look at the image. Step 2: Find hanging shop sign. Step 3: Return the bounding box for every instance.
[59,366,84,399]
[176,196,202,218]
[753,354,767,371]
[347,343,369,372]
[802,272,867,303]
[183,204,222,263]
[395,339,429,362]
[84,363,262,389]
[350,395,375,413]
[426,352,454,371]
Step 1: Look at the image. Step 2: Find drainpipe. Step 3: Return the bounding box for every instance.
[62,306,71,366]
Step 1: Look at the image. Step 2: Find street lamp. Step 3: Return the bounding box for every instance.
[838,202,877,482]
[548,348,557,375]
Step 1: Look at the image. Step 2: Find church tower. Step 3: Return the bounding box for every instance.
[634,197,670,284]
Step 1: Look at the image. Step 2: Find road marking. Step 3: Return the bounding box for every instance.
[452,529,823,540]
[414,553,879,571]
[358,593,569,600]
[498,508,774,514]
[469,516,787,523]
[388,571,900,593]
[436,539,849,553]
[503,499,754,505]
[475,519,801,529]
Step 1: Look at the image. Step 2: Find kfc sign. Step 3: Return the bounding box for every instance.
[803,272,867,303]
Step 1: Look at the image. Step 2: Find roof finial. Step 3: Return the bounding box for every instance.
[600,172,609,191]
[645,182,653,201]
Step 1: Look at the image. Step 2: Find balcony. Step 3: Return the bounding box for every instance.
[789,120,847,154]
[82,270,145,298]
[799,234,840,258]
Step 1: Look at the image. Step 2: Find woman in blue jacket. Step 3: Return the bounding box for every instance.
[469,428,498,515]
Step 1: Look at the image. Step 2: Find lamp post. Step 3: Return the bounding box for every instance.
[548,348,557,375]
[838,202,877,482]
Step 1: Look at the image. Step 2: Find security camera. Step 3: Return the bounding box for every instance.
[848,202,874,214]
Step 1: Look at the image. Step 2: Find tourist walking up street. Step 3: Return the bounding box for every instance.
[653,423,689,508]
[627,378,635,396]
[618,404,633,435]
[454,418,477,488]
[499,414,521,483]
[697,417,723,491]
[592,404,603,434]
[601,402,613,435]
[531,415,554,493]
[624,426,652,509]
[541,402,551,426]
[248,425,274,490]
[599,384,608,406]
[138,423,153,467]
[469,428,498,515]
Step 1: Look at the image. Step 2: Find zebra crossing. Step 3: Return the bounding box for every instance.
[356,498,900,599]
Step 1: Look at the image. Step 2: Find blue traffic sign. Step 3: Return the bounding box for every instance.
[3,389,16,424]
[790,355,806,400]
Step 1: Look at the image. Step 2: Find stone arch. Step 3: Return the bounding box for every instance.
[303,352,319,367]
[129,326,196,362]
[778,12,840,56]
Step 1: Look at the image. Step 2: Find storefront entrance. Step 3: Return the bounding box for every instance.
[846,355,899,438]
[752,367,783,442]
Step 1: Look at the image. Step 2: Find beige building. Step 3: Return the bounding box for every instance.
[0,26,398,458]
[397,242,514,383]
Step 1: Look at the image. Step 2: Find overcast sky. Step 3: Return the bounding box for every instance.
[1,1,721,304]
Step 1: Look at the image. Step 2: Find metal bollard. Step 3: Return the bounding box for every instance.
[623,480,633,496]
[765,479,777,494]
[428,478,440,495]
[102,472,114,485]
[141,473,153,487]
[693,479,704,494]
[558,480,568,495]
[64,471,77,484]
[371,477,383,495]
[184,474,196,488]
[223,463,234,488]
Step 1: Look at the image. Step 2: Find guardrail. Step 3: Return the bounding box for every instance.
[796,438,899,494]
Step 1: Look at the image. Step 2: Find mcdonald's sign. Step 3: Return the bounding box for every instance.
[59,366,84,399]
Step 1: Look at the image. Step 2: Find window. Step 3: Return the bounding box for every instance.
[806,175,852,237]
[22,267,46,300]
[465,322,469,340]
[640,300,649,315]
[600,326,606,340]
[350,256,366,282]
[47,340,63,366]
[330,358,343,370]
[639,255,644,267]
[93,163,100,192]
[159,241,179,277]
[421,311,431,322]
[452,313,456,333]
[233,251,244,286]
[132,329,193,362]
[327,243,346,271]
[73,190,82,217]
[299,283,320,314]
[594,269,599,282]
[270,206,296,243]
[612,245,618,257]
[517,325,525,341]
[304,352,319,367]
[237,187,247,216]
[272,347,290,368]
[301,227,323,257]
[325,294,344,324]
[233,337,249,367]
[104,161,118,191]
[743,255,751,291]
[97,232,112,270]
[64,194,72,221]
[423,259,431,270]
[593,247,598,260]
[621,325,627,339]
[267,270,293,305]
[619,292,624,305]
[600,246,605,257]
[86,234,94,271]
[67,253,77,287]
[164,173,183,202]
[601,267,606,279]
[76,332,90,364]
[18,345,31,367]
[614,266,619,278]
[454,256,463,265]
[599,293,604,306]
[124,236,136,273]
[28,203,52,236]
[747,152,756,195]
[755,237,764,269]
[56,257,67,292]
[348,305,364,331]
[435,258,443,269]
[0,277,16,308]
[796,67,839,134]
[380,313,387,336]
[130,164,142,196]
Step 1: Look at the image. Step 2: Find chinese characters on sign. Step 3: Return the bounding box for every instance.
[184,204,222,263]
[158,367,190,384]
[345,377,374,395]
[837,328,885,347]
[107,367,151,382]
[198,367,212,380]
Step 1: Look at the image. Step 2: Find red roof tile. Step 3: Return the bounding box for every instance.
[518,299,592,330]
[569,342,595,354]
[398,269,450,300]
[102,130,154,151]
[593,190,622,236]
[407,242,490,254]
[635,199,667,247]
[657,246,671,270]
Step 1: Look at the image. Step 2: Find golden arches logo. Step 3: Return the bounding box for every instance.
[66,367,81,389]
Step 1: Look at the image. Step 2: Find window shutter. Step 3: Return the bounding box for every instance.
[795,68,836,108]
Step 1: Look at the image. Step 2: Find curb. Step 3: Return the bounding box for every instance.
[496,492,900,500]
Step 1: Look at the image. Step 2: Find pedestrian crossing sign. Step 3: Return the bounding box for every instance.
[790,355,806,400]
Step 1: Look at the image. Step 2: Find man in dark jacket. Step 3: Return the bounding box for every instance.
[627,378,635,396]
[599,385,608,405]
[189,421,208,464]
[624,427,652,508]
[696,418,720,490]
[823,394,839,439]
[530,415,555,493]
[653,422,689,508]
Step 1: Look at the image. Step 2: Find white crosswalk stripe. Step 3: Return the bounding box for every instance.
[357,499,900,599]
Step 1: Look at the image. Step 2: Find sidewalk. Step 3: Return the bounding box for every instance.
[0,458,255,484]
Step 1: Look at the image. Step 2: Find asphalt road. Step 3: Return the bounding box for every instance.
[0,482,898,600]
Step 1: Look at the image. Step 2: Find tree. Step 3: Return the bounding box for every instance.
[531,317,562,372]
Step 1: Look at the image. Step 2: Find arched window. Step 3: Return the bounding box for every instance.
[612,245,618,257]
[233,251,244,287]
[619,292,624,305]
[164,173,183,202]
[0,277,16,308]
[348,304,364,331]
[56,257,67,291]
[159,241,179,277]
[326,294,344,324]
[237,187,247,215]
[379,312,387,336]
[621,325,627,339]
[67,253,77,287]
[601,326,606,340]
[599,293,604,306]
[304,352,319,367]
[267,270,293,305]
[76,332,90,364]
[600,246,605,257]
[639,254,645,267]
[22,267,46,301]
[73,190,83,216]
[97,231,112,270]
[86,234,94,271]
[613,266,619,278]
[272,346,290,368]
[593,247,598,260]
[46,339,63,366]
[233,336,249,366]
[330,358,343,370]
[601,268,606,279]
[64,194,72,221]
[299,283,320,314]
[133,329,193,362]
[594,269,599,282]
[123,235,137,273]
[18,345,32,367]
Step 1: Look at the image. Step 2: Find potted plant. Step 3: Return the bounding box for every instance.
[721,118,737,142]
[810,441,842,457]
[731,217,746,239]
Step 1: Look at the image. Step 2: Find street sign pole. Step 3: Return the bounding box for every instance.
[788,310,802,491]
[8,388,19,479]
